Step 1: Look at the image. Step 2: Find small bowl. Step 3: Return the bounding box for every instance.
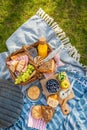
[46,79,60,93]
[26,85,42,102]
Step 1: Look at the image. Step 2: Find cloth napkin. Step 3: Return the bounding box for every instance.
[0,8,87,130]
[28,110,46,130]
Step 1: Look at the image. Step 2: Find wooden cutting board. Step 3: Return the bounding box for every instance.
[0,79,24,128]
[40,74,57,98]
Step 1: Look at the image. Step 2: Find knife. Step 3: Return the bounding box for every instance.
[43,44,64,63]
[65,80,75,94]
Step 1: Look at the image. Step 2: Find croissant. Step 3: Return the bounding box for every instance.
[31,105,42,119]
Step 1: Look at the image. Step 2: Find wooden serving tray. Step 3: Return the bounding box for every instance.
[40,74,58,98]
[40,74,75,115]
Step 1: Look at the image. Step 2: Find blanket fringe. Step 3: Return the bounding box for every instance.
[36,8,80,62]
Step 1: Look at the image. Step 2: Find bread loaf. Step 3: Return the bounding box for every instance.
[9,60,18,72]
[16,60,26,72]
[47,94,59,108]
[41,106,54,123]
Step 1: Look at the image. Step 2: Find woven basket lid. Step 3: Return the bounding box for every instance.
[0,79,24,128]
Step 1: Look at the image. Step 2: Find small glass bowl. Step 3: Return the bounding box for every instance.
[46,79,60,93]
[26,85,42,102]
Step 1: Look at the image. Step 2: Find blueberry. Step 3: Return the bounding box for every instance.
[46,79,59,93]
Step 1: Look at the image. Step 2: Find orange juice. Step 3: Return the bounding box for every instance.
[38,38,48,58]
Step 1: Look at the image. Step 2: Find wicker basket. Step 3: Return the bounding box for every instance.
[6,40,52,86]
[25,41,52,54]
[24,41,52,66]
[6,46,42,86]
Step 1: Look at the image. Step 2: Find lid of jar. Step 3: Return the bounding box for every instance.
[39,37,46,44]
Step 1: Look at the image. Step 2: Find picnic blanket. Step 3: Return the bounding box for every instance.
[0,8,87,130]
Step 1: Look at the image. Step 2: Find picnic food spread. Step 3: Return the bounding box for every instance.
[6,38,75,129]
[31,105,54,123]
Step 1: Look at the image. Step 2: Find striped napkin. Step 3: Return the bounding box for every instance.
[28,110,46,130]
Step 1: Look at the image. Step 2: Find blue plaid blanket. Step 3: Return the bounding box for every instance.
[0,8,87,130]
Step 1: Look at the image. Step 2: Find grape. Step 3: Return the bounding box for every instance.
[15,64,35,84]
[29,70,32,75]
[22,78,26,82]
[31,66,34,71]
[26,70,29,74]
[57,72,67,82]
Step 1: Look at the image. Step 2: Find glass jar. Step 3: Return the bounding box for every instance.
[37,38,48,58]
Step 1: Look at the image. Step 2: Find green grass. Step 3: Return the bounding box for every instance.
[0,0,87,65]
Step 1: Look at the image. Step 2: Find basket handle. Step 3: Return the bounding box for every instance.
[22,46,34,60]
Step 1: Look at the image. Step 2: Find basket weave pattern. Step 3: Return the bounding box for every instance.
[6,42,52,86]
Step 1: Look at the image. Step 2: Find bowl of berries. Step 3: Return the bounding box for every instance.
[46,79,60,93]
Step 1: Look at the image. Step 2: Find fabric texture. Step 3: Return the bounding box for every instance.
[28,110,46,130]
[0,79,23,128]
[0,9,87,130]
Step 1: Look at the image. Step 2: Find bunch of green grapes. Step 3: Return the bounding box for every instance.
[15,64,35,84]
